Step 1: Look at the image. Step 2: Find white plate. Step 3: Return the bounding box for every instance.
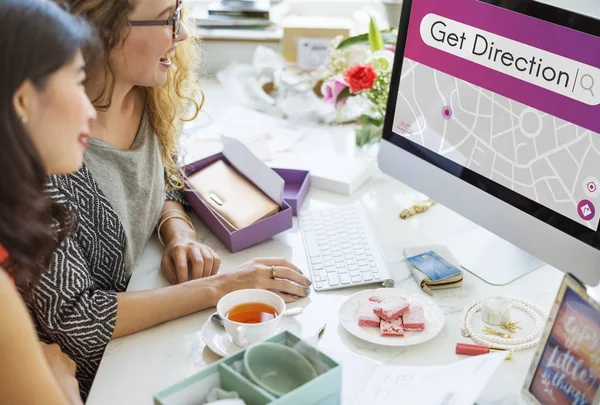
[339,288,445,347]
[201,313,303,357]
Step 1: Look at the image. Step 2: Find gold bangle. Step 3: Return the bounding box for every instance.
[157,214,195,246]
[159,209,189,222]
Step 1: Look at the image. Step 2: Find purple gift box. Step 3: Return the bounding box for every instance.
[184,153,310,253]
[272,168,311,216]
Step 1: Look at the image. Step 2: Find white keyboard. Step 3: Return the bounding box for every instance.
[299,203,392,291]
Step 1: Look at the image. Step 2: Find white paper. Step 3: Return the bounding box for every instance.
[320,348,380,405]
[198,107,307,160]
[221,135,285,206]
[297,37,332,70]
[353,351,508,405]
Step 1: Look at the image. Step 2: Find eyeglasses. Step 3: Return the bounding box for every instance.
[129,0,182,39]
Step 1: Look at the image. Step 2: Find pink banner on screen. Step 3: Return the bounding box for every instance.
[405,0,600,134]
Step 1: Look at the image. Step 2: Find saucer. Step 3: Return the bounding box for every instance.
[202,312,303,357]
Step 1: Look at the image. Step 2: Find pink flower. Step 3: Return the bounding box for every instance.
[385,44,396,52]
[321,76,349,108]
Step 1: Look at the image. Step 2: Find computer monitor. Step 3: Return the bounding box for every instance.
[378,0,600,285]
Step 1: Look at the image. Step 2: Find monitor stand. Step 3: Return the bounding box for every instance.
[444,228,545,286]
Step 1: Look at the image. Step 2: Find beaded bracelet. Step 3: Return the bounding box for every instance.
[459,297,548,351]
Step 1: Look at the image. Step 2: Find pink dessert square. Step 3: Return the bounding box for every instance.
[357,300,380,327]
[402,305,425,331]
[373,298,410,322]
[368,295,385,303]
[380,318,404,337]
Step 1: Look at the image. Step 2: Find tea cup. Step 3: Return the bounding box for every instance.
[216,289,285,347]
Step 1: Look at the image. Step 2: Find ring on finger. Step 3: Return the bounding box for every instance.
[271,265,276,279]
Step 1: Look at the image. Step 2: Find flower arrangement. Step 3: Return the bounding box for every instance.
[320,17,397,146]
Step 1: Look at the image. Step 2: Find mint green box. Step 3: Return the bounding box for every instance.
[154,331,342,405]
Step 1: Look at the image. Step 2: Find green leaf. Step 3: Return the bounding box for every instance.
[336,87,355,104]
[336,30,397,50]
[355,122,383,146]
[359,114,385,127]
[368,17,385,52]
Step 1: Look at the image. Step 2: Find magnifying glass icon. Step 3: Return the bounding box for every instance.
[580,74,595,97]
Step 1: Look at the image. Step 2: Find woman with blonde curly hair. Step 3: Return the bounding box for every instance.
[26,0,311,399]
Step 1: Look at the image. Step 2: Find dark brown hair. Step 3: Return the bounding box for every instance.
[0,0,99,287]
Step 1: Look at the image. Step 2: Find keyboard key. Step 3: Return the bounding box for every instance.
[351,275,362,283]
[349,270,360,277]
[312,263,324,270]
[310,257,322,264]
[333,252,343,258]
[361,266,371,273]
[316,282,323,289]
[337,267,348,274]
[326,266,337,273]
[348,265,358,271]
[324,260,334,267]
[362,272,373,281]
[358,260,368,267]
[305,233,321,257]
[373,273,381,280]
[340,273,351,284]
[327,273,340,286]
[369,261,377,268]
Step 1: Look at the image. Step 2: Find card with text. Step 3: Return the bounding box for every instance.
[523,274,600,405]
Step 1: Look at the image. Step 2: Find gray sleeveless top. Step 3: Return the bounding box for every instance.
[85,112,165,275]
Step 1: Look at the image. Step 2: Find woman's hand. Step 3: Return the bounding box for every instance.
[221,257,312,303]
[39,342,82,405]
[161,235,221,284]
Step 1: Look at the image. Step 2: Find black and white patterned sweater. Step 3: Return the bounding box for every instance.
[24,163,186,400]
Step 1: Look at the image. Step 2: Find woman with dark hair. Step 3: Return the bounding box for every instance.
[0,0,97,403]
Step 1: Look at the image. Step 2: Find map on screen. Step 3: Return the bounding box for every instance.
[391,0,600,231]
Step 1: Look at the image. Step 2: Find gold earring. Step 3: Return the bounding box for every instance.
[21,115,28,124]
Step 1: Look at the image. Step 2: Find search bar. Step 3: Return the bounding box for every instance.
[419,14,600,106]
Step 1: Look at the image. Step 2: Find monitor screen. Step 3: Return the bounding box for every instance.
[385,0,600,248]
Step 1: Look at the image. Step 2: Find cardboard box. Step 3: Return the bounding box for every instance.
[282,16,352,70]
[154,331,342,405]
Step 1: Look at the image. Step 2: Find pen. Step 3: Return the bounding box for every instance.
[455,343,513,360]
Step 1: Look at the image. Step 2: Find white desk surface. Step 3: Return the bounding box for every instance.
[87,80,567,405]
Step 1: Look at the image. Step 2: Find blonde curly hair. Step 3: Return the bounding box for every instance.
[57,0,202,191]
